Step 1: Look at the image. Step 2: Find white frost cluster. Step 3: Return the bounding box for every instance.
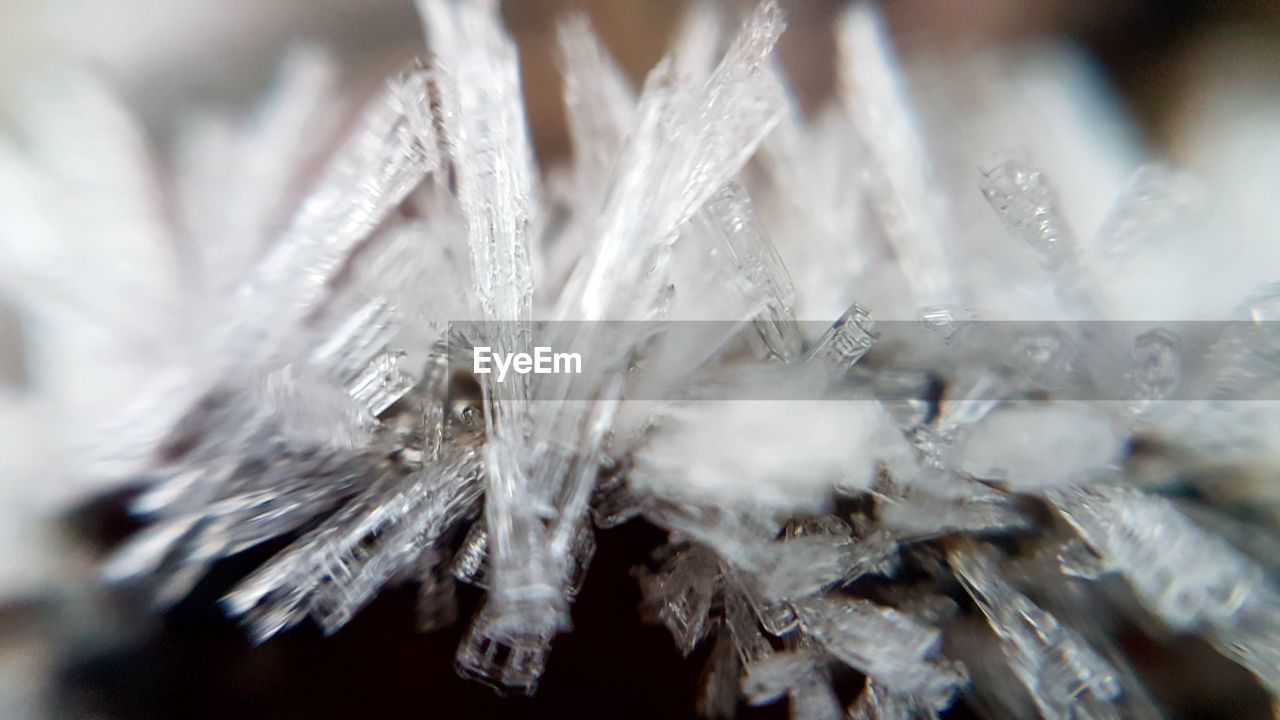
[3,0,1280,718]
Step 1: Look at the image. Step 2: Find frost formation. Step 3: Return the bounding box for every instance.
[3,1,1280,717]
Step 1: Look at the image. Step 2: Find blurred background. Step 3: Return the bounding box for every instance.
[2,0,1278,164]
[2,0,1279,718]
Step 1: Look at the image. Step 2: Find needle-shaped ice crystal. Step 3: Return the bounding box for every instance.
[949,539,1121,719]
[1050,482,1280,693]
[419,0,549,651]
[838,2,954,312]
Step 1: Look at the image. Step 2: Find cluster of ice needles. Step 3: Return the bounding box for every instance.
[3,1,1280,717]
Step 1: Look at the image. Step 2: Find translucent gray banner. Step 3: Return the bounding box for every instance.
[440,320,1280,401]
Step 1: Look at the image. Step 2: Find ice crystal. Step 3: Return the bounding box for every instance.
[949,539,1121,719]
[4,0,1280,717]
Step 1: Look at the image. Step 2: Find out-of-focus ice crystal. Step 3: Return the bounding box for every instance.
[635,543,719,655]
[1127,328,1181,403]
[950,404,1123,488]
[949,539,1121,719]
[1050,483,1280,693]
[632,395,907,514]
[838,3,954,314]
[793,596,959,705]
